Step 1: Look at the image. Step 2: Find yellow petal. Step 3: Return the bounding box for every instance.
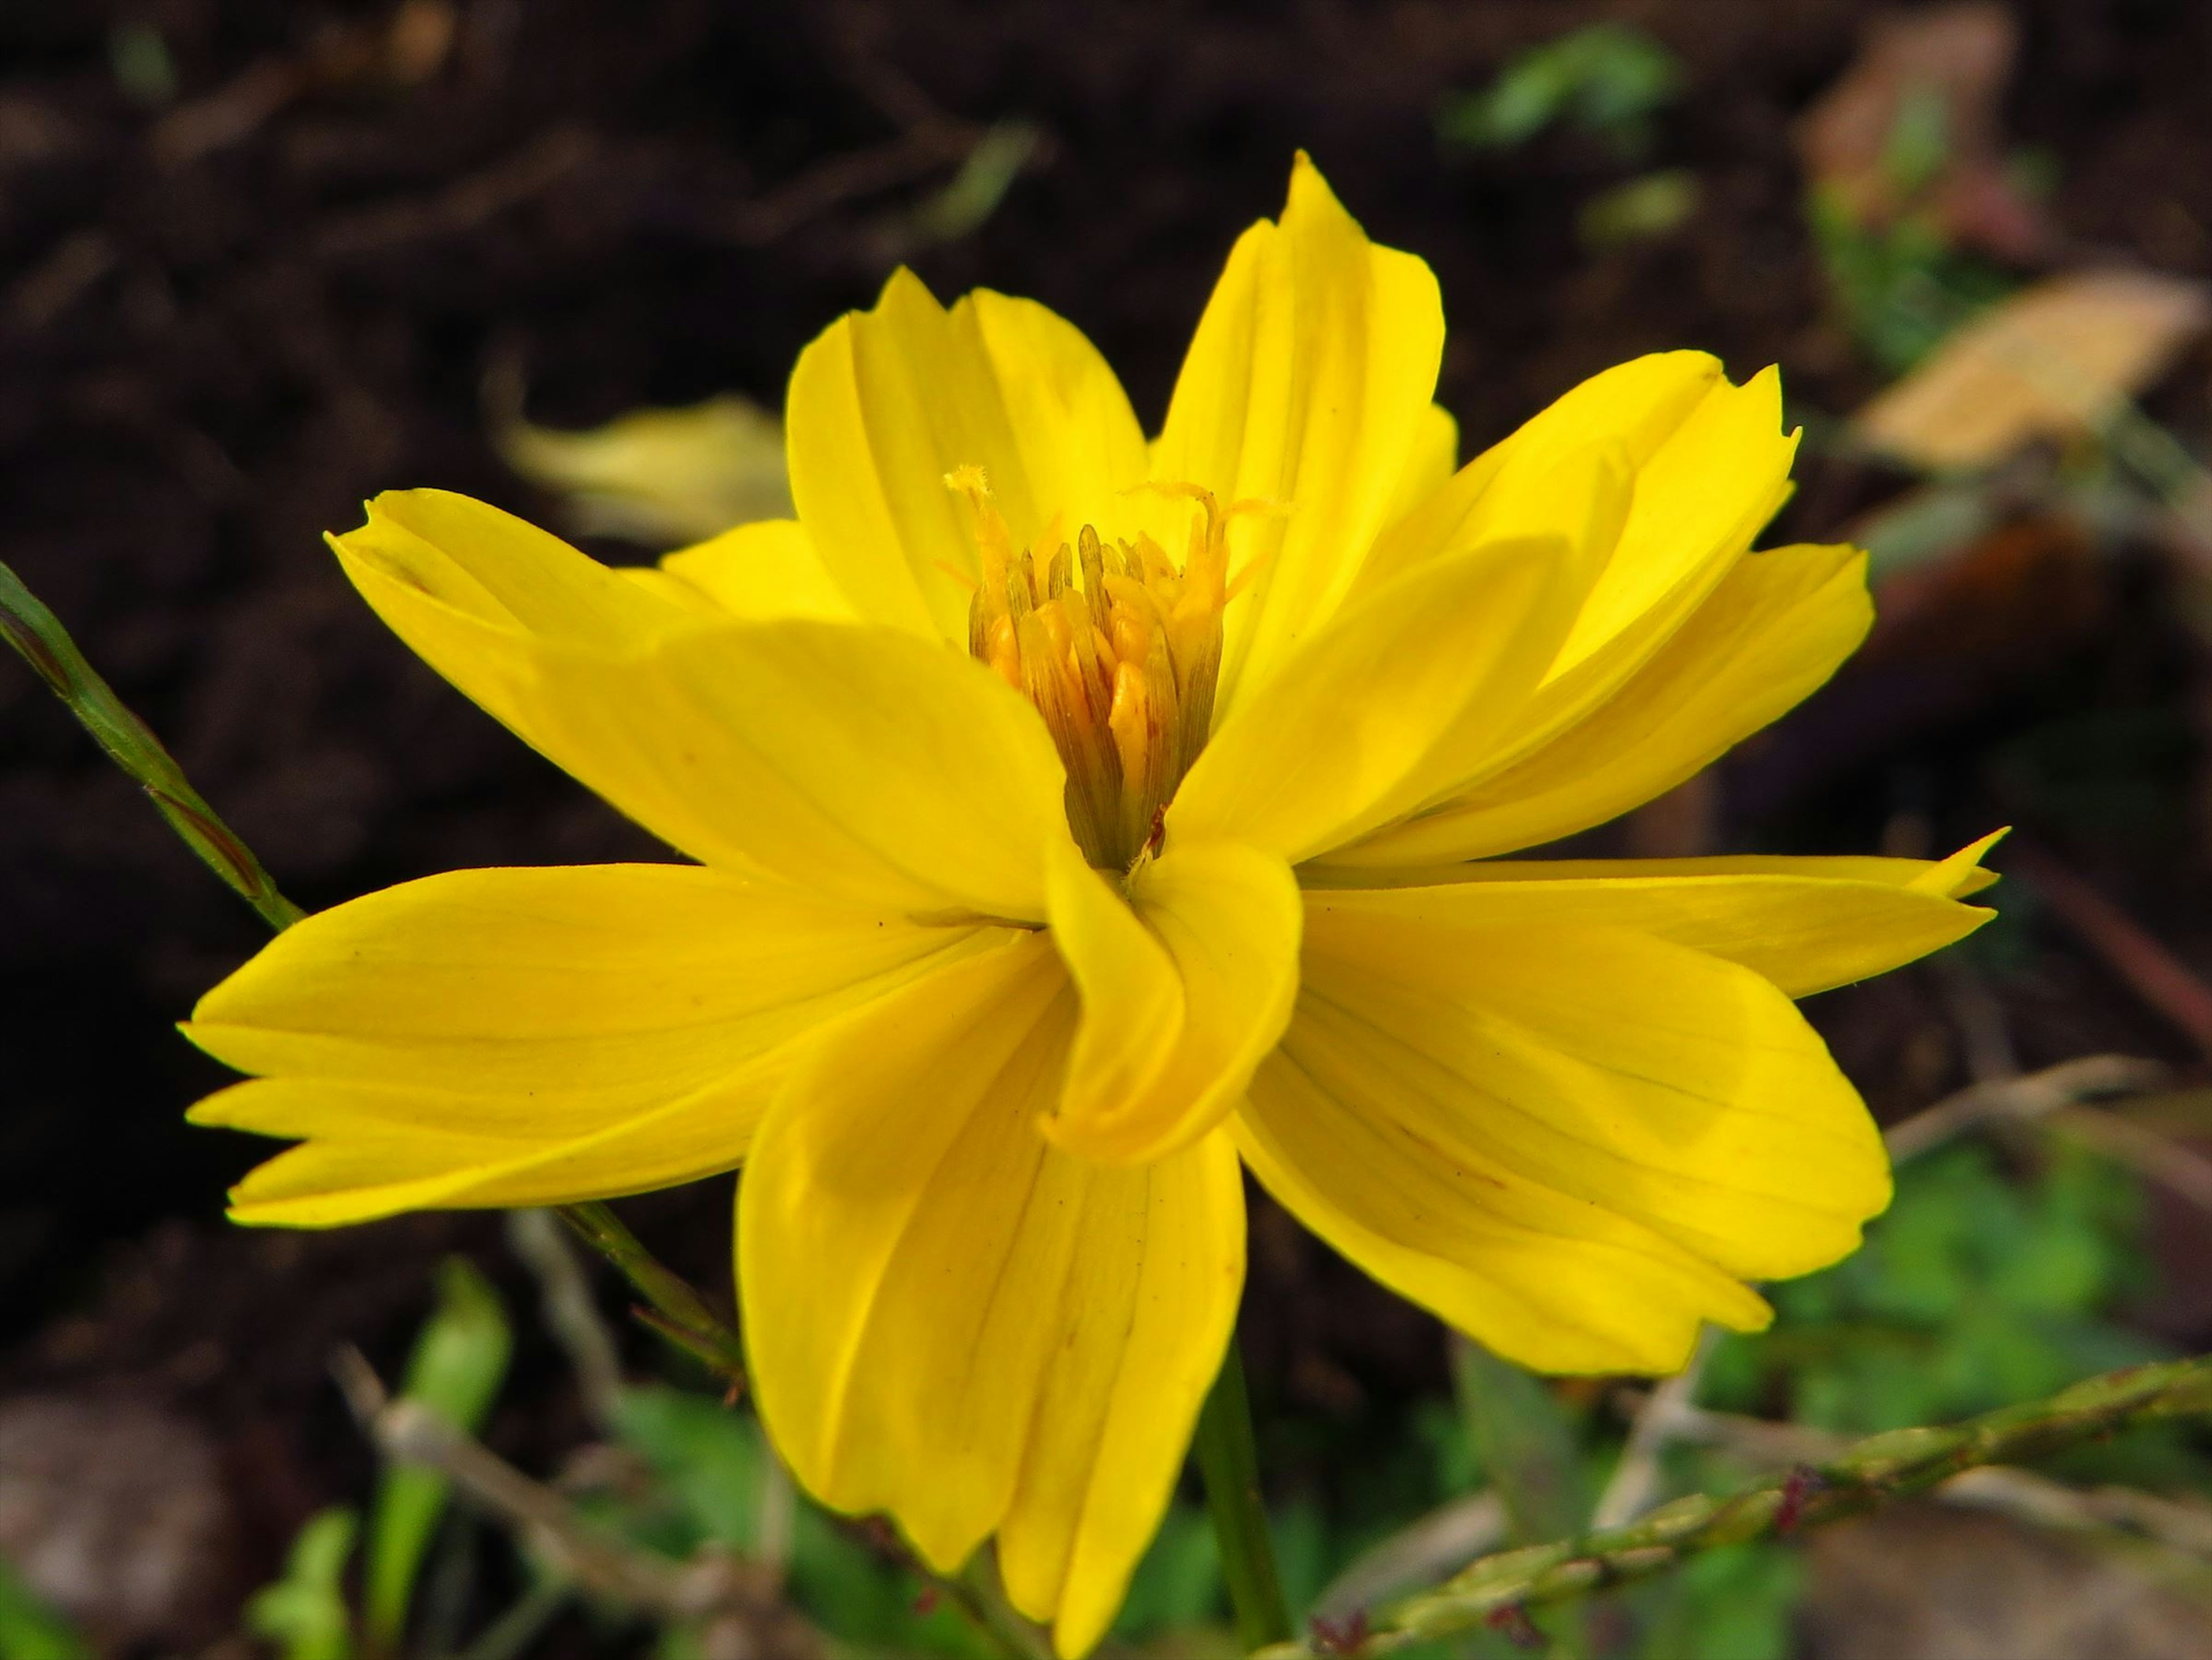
[1044,839,1302,1163]
[1381,401,1461,528]
[1356,358,1801,791]
[521,620,1071,915]
[1328,541,1871,866]
[627,518,856,623]
[335,499,1072,913]
[1244,908,1889,1336]
[740,934,1243,1657]
[1236,1045,1771,1376]
[786,271,1150,643]
[1150,154,1445,714]
[185,864,998,1224]
[1301,835,2000,998]
[1168,536,1578,865]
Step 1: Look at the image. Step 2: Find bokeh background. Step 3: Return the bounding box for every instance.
[6,1,2212,1655]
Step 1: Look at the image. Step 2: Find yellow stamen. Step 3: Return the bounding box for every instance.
[949,472,1245,869]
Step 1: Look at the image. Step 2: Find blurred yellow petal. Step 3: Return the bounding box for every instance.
[1302,833,1998,998]
[185,864,998,1224]
[497,393,793,548]
[1330,541,1870,866]
[1151,154,1445,714]
[740,934,1243,1655]
[1169,537,1576,865]
[1046,840,1301,1163]
[787,271,1149,642]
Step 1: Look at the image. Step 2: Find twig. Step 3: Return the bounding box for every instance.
[711,127,970,245]
[1253,1352,2212,1657]
[2044,1104,2212,1215]
[313,127,596,256]
[1311,1492,1508,1623]
[0,557,304,931]
[554,1202,748,1386]
[331,1346,812,1651]
[1586,1056,2166,1542]
[1881,1053,2166,1162]
[1588,1329,1720,1530]
[1658,1401,2212,1560]
[506,1209,626,1428]
[2009,841,2212,1055]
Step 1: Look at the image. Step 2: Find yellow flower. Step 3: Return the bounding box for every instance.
[187,156,1996,1653]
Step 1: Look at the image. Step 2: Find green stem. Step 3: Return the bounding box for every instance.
[553,1201,748,1384]
[0,558,304,932]
[1254,1351,2212,1658]
[1195,1337,1292,1650]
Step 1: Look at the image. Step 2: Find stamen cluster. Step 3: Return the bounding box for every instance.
[950,469,1240,871]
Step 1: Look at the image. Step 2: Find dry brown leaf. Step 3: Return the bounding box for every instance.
[1796,2,2047,259]
[1854,269,2212,471]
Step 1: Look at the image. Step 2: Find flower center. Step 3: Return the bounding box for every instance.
[948,467,1251,871]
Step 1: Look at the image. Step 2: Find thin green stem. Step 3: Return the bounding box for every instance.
[1195,1337,1292,1650]
[553,1201,748,1384]
[0,558,304,932]
[1255,1351,2212,1657]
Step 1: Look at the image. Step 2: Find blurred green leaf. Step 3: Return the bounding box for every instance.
[1115,1503,1224,1636]
[1438,24,1681,158]
[1451,1339,1589,1546]
[1635,1541,1804,1660]
[1577,168,1699,249]
[247,1508,359,1660]
[365,1257,513,1650]
[911,121,1043,245]
[0,1558,85,1660]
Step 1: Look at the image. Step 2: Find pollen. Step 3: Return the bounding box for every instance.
[948,467,1253,871]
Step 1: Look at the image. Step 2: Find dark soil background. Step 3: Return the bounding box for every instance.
[4,0,2212,1644]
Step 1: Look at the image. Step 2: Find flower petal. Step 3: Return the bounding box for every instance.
[1327,541,1872,866]
[1236,909,1889,1363]
[786,271,1150,643]
[1044,839,1302,1163]
[1150,154,1445,714]
[185,864,998,1224]
[739,934,1244,1657]
[1302,833,2001,997]
[336,501,1073,914]
[1168,536,1581,865]
[624,518,857,623]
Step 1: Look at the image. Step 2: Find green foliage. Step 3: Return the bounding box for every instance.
[1807,185,2013,373]
[365,1257,513,1649]
[1632,1541,1804,1660]
[1708,1140,2163,1436]
[0,1559,86,1660]
[246,1509,360,1660]
[1438,24,1683,160]
[607,1385,989,1654]
[1452,1340,1589,1545]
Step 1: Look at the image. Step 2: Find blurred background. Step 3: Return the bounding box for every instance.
[5,1,2212,1655]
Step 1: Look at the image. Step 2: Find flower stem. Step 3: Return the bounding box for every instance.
[1253,1349,2212,1657]
[0,557,304,933]
[1195,1336,1291,1650]
[553,1200,748,1385]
